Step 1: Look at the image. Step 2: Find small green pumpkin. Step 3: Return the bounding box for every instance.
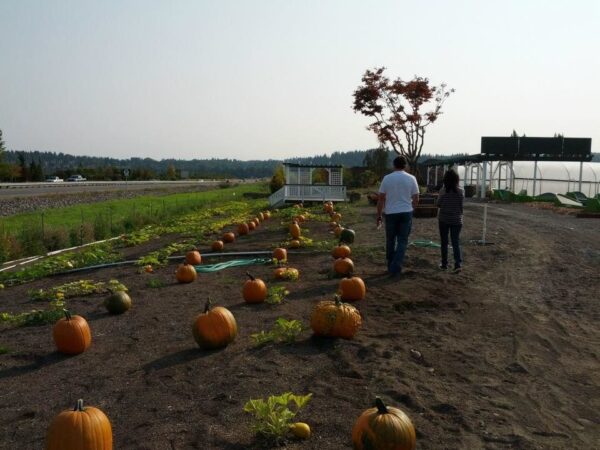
[103,291,132,314]
[340,228,355,244]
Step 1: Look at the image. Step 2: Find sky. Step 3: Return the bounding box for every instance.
[0,0,598,161]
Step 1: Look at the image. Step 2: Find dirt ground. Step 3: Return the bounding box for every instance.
[0,200,599,449]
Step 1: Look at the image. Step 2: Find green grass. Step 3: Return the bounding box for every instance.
[0,182,268,263]
[0,182,264,231]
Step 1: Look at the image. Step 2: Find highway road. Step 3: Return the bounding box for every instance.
[0,180,251,198]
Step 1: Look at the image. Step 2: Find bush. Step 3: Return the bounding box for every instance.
[43,228,70,251]
[348,191,361,203]
[270,165,285,193]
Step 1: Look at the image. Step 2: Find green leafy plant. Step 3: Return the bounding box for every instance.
[266,286,290,305]
[0,346,10,355]
[243,392,312,444]
[250,318,304,346]
[29,279,127,301]
[146,278,167,288]
[1,292,66,327]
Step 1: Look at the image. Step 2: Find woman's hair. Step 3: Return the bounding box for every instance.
[443,169,460,193]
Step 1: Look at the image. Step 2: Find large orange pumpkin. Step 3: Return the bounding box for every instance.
[332,244,352,259]
[185,249,202,265]
[331,212,342,222]
[247,221,256,231]
[237,223,249,236]
[53,310,92,355]
[324,202,334,213]
[258,212,265,221]
[352,398,416,450]
[253,217,261,225]
[46,399,112,450]
[289,239,301,248]
[176,262,197,283]
[222,232,235,243]
[294,214,305,223]
[192,300,238,349]
[334,257,355,276]
[211,240,224,251]
[289,222,301,239]
[273,248,287,261]
[243,272,267,303]
[263,211,271,220]
[339,276,366,301]
[310,295,361,339]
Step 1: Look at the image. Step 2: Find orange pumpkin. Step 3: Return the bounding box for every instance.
[192,300,238,349]
[324,203,334,213]
[222,232,235,243]
[329,221,338,229]
[263,211,271,220]
[331,212,342,222]
[53,310,92,355]
[334,257,354,276]
[46,399,112,450]
[258,212,265,221]
[334,226,344,237]
[237,223,249,235]
[211,240,224,251]
[289,222,301,239]
[144,264,153,273]
[243,272,267,303]
[294,214,305,223]
[339,276,366,301]
[247,221,256,231]
[185,249,202,265]
[273,248,287,261]
[352,398,416,450]
[332,244,352,259]
[289,239,301,248]
[310,295,361,339]
[176,262,197,283]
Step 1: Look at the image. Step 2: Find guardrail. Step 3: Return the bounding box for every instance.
[0,180,225,189]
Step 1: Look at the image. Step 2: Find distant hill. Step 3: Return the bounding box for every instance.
[2,149,380,181]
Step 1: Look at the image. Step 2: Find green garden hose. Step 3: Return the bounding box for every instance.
[193,257,273,273]
[409,240,441,248]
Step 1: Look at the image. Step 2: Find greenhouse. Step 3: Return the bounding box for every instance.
[423,136,599,199]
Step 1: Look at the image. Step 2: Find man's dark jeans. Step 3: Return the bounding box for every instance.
[439,221,462,268]
[384,212,412,275]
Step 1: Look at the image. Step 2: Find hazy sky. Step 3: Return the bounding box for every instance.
[1,0,598,160]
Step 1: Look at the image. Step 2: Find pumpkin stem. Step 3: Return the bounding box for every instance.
[63,309,72,321]
[203,299,212,313]
[246,271,255,281]
[334,294,342,306]
[375,397,388,414]
[74,399,85,411]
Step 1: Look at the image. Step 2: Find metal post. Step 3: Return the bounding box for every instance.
[481,161,488,199]
[509,161,515,192]
[482,204,488,244]
[532,160,538,197]
[426,166,430,186]
[578,161,584,193]
[434,166,438,186]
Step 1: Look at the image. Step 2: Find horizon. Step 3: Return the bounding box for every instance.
[1,1,599,159]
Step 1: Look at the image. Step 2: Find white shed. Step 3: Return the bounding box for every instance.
[268,163,346,207]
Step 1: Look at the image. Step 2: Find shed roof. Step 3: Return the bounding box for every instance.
[283,162,343,169]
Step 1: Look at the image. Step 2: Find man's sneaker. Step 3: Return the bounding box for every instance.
[438,264,448,271]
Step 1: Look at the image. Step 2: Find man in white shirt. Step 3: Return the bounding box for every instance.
[376,156,420,276]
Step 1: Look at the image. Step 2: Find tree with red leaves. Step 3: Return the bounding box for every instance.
[353,67,454,175]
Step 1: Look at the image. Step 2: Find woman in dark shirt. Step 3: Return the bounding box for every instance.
[437,170,464,272]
